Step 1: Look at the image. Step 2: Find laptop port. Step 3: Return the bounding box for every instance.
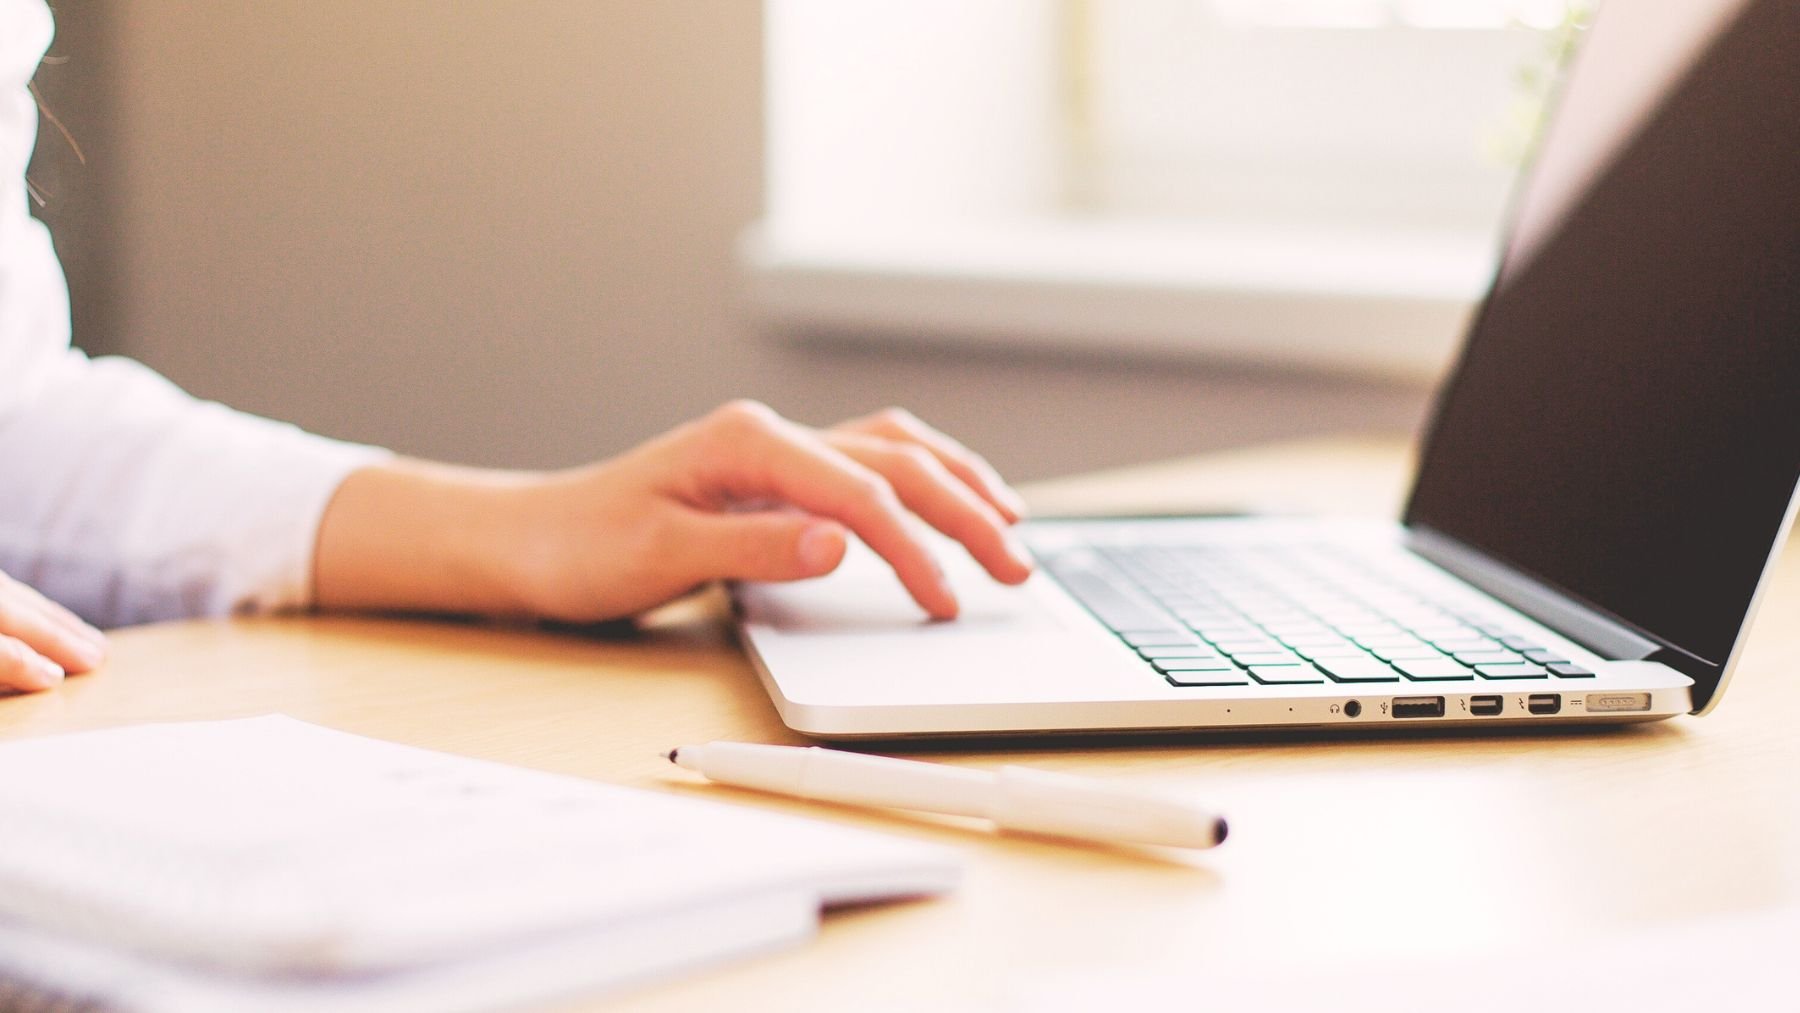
[1470,695,1503,716]
[1391,696,1445,719]
[1587,692,1652,712]
[1527,694,1562,715]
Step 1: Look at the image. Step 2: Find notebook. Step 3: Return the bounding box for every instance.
[0,716,958,1011]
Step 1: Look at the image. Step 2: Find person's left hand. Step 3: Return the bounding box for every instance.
[0,568,108,694]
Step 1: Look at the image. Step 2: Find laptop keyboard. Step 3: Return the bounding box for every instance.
[1040,543,1596,688]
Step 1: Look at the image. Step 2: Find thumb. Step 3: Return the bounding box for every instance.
[676,511,849,583]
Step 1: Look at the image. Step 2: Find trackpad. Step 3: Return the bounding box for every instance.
[738,541,1065,636]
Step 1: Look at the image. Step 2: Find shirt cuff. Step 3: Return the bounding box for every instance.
[231,432,395,616]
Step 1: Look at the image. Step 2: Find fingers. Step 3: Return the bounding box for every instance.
[0,571,107,678]
[828,432,1033,586]
[0,635,63,694]
[679,402,964,619]
[835,407,1029,523]
[676,512,850,584]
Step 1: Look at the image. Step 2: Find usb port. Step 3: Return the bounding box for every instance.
[1392,696,1445,719]
[1527,694,1562,715]
[1470,695,1503,716]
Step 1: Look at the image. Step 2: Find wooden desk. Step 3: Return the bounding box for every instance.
[3,438,1796,1010]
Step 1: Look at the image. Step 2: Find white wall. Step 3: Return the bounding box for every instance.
[36,1,1430,481]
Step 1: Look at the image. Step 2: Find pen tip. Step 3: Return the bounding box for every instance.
[1212,816,1229,847]
[661,748,678,764]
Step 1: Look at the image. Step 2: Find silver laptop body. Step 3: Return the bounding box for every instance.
[734,0,1800,739]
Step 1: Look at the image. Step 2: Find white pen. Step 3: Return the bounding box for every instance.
[663,741,1228,850]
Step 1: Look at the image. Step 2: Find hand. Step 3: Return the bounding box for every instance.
[0,569,108,694]
[315,402,1034,623]
[515,402,1033,621]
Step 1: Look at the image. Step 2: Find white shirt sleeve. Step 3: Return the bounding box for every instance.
[2,0,392,627]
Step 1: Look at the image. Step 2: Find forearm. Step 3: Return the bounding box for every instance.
[312,460,548,618]
[0,354,388,627]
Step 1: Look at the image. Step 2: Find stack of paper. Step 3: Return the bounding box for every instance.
[0,716,958,1011]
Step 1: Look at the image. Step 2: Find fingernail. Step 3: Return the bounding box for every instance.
[1002,528,1035,571]
[30,655,64,689]
[929,563,959,618]
[1003,488,1030,520]
[797,523,842,573]
[929,590,959,621]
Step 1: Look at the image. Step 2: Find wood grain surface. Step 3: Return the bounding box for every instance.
[3,438,1794,1011]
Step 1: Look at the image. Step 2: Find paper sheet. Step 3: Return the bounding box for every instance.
[0,716,957,1007]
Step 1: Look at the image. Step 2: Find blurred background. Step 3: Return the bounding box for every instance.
[26,1,1582,481]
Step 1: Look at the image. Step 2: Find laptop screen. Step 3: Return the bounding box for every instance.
[1404,0,1800,709]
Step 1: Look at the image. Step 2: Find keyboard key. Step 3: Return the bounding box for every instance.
[1277,632,1353,647]
[1476,663,1549,680]
[1498,636,1543,652]
[1394,658,1475,681]
[1122,631,1203,648]
[1454,650,1520,665]
[1230,651,1304,667]
[1315,658,1401,683]
[1210,639,1286,655]
[1522,649,1570,665]
[1548,663,1595,678]
[1153,657,1238,673]
[1192,625,1263,642]
[1044,568,1169,632]
[1174,611,1239,628]
[1335,623,1405,639]
[1370,644,1444,662]
[1288,633,1353,651]
[1409,625,1477,641]
[1430,637,1496,653]
[1353,634,1428,650]
[1262,621,1333,638]
[1164,669,1251,687]
[1288,654,1368,669]
[1137,646,1230,660]
[1242,609,1309,627]
[1249,665,1325,685]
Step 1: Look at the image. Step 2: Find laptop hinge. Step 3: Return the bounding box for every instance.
[1403,527,1660,661]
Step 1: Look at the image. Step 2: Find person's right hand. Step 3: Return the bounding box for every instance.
[501,401,1035,622]
[0,569,107,693]
[314,401,1034,624]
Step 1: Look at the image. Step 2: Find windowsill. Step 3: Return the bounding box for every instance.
[740,219,1497,382]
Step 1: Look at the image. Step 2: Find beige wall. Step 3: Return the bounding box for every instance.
[35,2,1430,480]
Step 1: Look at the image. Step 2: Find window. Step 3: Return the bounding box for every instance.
[747,1,1589,378]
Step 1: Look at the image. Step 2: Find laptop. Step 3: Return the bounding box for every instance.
[734,0,1800,739]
